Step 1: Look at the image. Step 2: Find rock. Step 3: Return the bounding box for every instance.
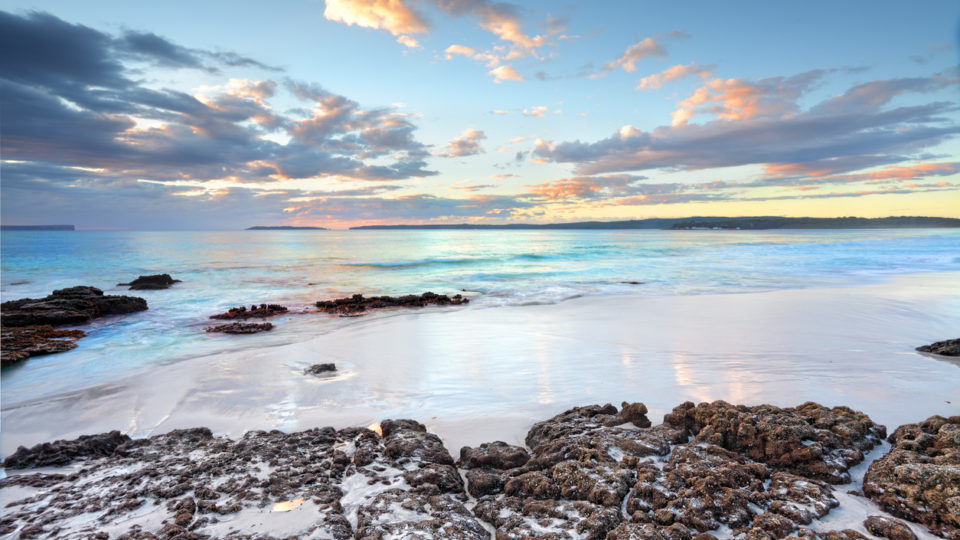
[355,489,487,538]
[464,468,507,497]
[381,419,456,466]
[458,440,530,469]
[505,471,561,499]
[606,522,696,540]
[863,516,918,540]
[916,338,960,356]
[315,291,468,316]
[1,286,148,327]
[1,325,87,366]
[2,430,132,468]
[204,322,273,334]
[761,472,838,525]
[473,495,621,539]
[305,363,337,375]
[208,303,288,320]
[863,415,960,538]
[0,402,910,538]
[631,443,769,531]
[605,401,653,428]
[402,463,465,495]
[118,273,181,290]
[817,530,870,540]
[0,421,467,539]
[663,400,886,483]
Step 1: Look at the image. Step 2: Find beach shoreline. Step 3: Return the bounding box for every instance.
[2,271,958,457]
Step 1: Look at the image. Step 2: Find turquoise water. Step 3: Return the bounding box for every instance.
[2,229,959,400]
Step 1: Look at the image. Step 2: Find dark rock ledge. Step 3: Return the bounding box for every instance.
[916,338,960,357]
[1,401,955,540]
[209,304,289,320]
[0,286,147,366]
[315,292,468,316]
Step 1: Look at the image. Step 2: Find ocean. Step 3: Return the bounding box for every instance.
[2,228,959,423]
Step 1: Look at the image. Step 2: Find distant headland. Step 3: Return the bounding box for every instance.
[1,225,75,231]
[246,226,328,230]
[351,216,960,230]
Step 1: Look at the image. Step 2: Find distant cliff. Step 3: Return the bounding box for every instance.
[1,225,75,231]
[246,226,328,230]
[351,217,960,230]
[668,217,960,230]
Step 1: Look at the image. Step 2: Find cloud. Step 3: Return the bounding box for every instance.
[490,109,509,115]
[438,128,487,157]
[522,105,548,117]
[489,64,523,82]
[435,0,543,52]
[527,174,653,200]
[670,70,826,126]
[533,71,960,177]
[603,37,667,73]
[444,44,476,58]
[636,62,714,90]
[0,10,436,192]
[396,35,421,48]
[322,0,429,36]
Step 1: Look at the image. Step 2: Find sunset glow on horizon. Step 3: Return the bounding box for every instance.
[1,1,959,229]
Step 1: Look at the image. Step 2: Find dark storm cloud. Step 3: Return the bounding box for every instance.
[0,10,435,188]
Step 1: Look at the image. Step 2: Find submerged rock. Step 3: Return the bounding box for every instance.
[209,303,289,320]
[863,415,960,539]
[204,322,274,334]
[305,363,337,375]
[916,338,960,357]
[118,273,181,290]
[1,325,87,367]
[1,286,148,327]
[315,291,468,316]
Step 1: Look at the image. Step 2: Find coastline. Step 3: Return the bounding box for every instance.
[2,270,958,457]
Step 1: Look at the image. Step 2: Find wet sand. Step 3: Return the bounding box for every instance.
[2,272,958,457]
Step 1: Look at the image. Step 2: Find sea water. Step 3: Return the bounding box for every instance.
[2,228,959,405]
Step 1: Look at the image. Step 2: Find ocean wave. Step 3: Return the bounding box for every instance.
[344,252,574,270]
[344,257,494,269]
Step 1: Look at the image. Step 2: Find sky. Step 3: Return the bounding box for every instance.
[1,0,959,229]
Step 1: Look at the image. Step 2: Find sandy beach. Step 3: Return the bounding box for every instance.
[3,271,958,457]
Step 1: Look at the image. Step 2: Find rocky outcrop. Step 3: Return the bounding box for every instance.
[2,402,951,539]
[663,400,886,483]
[3,431,131,468]
[0,287,147,365]
[1,325,87,366]
[209,303,288,320]
[315,292,468,316]
[863,415,960,539]
[916,338,960,356]
[204,322,274,334]
[0,421,482,538]
[118,273,181,290]
[1,286,148,327]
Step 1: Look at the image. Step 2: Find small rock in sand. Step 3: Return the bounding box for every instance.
[305,363,337,375]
